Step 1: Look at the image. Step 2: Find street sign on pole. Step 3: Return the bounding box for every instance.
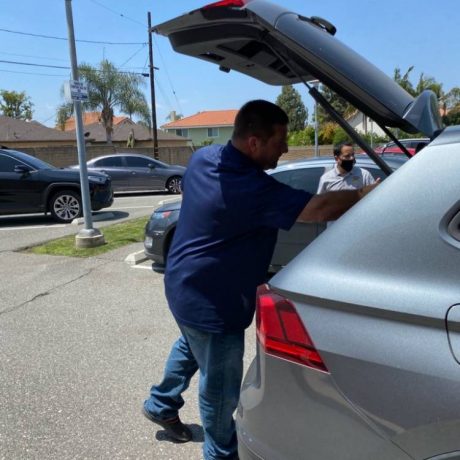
[65,0,104,249]
[64,80,89,102]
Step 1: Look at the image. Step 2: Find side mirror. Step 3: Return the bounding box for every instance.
[148,163,155,169]
[14,164,32,174]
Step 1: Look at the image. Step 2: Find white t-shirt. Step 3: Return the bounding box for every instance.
[317,164,375,194]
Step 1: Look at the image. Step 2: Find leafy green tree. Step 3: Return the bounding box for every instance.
[201,139,214,146]
[332,127,352,145]
[444,87,460,110]
[443,110,460,126]
[316,85,354,125]
[276,85,307,131]
[393,66,444,101]
[57,60,150,144]
[119,87,150,127]
[0,90,33,120]
[415,73,443,99]
[56,102,73,131]
[393,66,416,96]
[288,126,315,146]
[319,122,338,144]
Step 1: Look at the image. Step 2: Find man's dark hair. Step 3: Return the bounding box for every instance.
[333,141,353,157]
[232,100,288,141]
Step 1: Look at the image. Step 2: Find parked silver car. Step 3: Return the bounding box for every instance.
[144,154,406,271]
[72,153,185,193]
[155,1,460,459]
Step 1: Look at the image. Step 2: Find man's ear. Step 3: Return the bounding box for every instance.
[247,136,259,154]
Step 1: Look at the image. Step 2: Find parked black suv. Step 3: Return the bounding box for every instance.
[0,148,113,223]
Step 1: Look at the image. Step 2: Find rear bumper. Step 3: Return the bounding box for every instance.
[238,432,264,460]
[90,185,113,211]
[237,345,413,460]
[143,245,165,265]
[143,231,166,265]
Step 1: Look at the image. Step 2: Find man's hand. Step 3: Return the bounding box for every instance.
[358,178,381,199]
[299,178,381,222]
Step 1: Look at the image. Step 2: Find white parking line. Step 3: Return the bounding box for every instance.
[0,224,67,231]
[110,205,155,210]
[131,264,154,270]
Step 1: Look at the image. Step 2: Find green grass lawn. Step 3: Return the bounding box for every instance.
[28,216,148,257]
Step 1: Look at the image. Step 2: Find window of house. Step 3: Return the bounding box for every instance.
[175,129,189,138]
[207,127,219,138]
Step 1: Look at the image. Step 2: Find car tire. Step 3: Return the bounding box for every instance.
[49,190,82,223]
[166,176,182,194]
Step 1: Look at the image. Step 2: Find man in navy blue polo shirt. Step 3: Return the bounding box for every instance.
[143,100,376,459]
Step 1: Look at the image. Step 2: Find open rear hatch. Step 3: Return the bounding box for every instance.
[154,0,442,141]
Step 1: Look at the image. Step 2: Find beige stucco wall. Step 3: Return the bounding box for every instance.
[17,145,194,168]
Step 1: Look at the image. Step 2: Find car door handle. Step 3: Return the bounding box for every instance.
[447,210,460,242]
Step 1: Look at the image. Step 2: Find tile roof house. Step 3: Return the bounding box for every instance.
[162,109,238,147]
[0,115,76,149]
[70,118,189,148]
[63,112,128,131]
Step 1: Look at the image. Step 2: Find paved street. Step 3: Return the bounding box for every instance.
[0,193,170,252]
[0,197,256,459]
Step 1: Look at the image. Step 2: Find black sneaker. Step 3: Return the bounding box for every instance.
[142,407,192,443]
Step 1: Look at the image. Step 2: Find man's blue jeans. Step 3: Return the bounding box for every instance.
[144,324,244,460]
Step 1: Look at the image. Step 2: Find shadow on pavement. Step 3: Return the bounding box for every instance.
[0,214,58,227]
[93,210,130,221]
[155,423,204,443]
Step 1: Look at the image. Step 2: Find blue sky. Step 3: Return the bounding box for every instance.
[1,0,459,127]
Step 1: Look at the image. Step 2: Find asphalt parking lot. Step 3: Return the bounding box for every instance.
[0,195,256,460]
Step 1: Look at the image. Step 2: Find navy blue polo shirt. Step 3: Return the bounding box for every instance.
[164,141,311,333]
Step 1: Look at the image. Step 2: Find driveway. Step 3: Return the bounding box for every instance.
[0,232,256,459]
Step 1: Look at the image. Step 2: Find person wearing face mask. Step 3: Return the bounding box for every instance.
[316,141,375,195]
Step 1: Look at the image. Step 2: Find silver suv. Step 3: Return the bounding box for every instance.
[155,2,460,459]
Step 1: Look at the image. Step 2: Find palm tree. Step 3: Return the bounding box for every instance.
[57,60,150,143]
[119,87,151,127]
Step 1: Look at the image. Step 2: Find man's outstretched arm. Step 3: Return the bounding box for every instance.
[298,182,379,222]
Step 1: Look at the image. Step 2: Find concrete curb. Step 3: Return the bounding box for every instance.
[125,250,148,266]
[71,212,115,225]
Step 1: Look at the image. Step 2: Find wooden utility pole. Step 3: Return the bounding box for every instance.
[147,12,159,159]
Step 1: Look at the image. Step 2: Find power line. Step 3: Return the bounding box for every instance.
[0,60,69,70]
[0,59,149,76]
[119,44,147,69]
[88,0,146,27]
[0,51,68,62]
[0,68,68,77]
[0,28,146,45]
[154,74,175,115]
[153,38,183,114]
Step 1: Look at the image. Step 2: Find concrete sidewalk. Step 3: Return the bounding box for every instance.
[0,243,256,459]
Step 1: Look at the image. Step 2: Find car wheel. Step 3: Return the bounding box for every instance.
[49,190,82,223]
[166,176,182,194]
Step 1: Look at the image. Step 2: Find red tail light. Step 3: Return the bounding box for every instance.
[202,0,247,9]
[256,284,328,372]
